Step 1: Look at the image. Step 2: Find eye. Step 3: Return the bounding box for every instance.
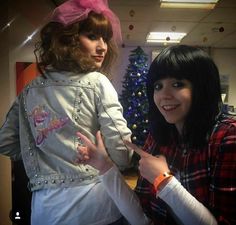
[86,33,98,40]
[154,82,162,91]
[172,81,185,88]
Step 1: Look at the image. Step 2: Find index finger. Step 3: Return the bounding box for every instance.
[124,140,149,158]
[76,132,96,150]
[95,131,105,149]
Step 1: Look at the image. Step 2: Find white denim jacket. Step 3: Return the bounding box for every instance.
[0,70,132,191]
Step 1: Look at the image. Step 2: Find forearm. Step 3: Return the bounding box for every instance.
[158,177,217,225]
[99,166,150,225]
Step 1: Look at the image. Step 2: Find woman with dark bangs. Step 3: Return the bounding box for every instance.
[76,45,236,225]
[0,0,142,224]
[127,45,236,225]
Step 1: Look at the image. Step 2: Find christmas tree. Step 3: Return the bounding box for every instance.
[119,46,149,147]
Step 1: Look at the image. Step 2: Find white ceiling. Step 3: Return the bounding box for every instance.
[108,0,236,48]
[6,0,236,48]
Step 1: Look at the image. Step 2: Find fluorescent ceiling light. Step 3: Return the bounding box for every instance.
[146,32,186,43]
[160,3,216,9]
[160,0,219,3]
[160,0,219,9]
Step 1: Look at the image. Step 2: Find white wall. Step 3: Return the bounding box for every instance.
[9,44,36,102]
[211,48,236,107]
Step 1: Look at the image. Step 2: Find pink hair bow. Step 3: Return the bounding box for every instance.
[51,0,122,45]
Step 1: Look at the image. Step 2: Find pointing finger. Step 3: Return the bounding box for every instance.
[124,140,149,158]
[95,131,105,149]
[76,132,95,150]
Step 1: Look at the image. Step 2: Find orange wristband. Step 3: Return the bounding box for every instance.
[153,171,173,192]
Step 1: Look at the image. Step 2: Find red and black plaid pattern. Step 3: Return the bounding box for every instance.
[135,115,236,225]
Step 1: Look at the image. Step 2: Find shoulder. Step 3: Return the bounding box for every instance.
[81,72,112,87]
[85,72,116,93]
[20,76,45,92]
[210,114,236,144]
[85,71,110,82]
[218,114,236,128]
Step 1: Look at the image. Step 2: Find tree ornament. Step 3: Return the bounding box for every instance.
[129,24,134,30]
[219,26,224,32]
[132,124,137,129]
[137,92,142,97]
[129,9,135,17]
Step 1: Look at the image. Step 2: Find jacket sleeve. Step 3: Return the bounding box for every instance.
[0,97,21,160]
[95,75,132,170]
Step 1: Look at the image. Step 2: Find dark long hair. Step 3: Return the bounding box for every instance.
[34,11,117,76]
[147,45,222,148]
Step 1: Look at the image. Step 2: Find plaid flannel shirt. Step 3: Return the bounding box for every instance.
[135,115,236,225]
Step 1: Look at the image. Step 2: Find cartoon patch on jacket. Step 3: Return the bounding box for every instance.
[28,105,70,146]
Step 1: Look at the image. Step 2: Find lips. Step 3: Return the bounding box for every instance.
[93,56,104,62]
[161,104,179,111]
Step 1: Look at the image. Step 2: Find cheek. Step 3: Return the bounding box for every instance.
[79,43,88,53]
[182,91,192,112]
[79,39,91,53]
[153,92,160,108]
[104,44,108,54]
[186,96,192,111]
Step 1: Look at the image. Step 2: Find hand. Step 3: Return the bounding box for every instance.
[76,131,113,174]
[124,140,170,184]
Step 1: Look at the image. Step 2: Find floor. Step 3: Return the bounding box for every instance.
[122,167,139,190]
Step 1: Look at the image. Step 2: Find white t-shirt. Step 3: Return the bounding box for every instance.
[31,181,121,225]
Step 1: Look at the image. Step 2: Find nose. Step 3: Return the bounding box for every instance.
[158,86,173,99]
[97,37,106,51]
